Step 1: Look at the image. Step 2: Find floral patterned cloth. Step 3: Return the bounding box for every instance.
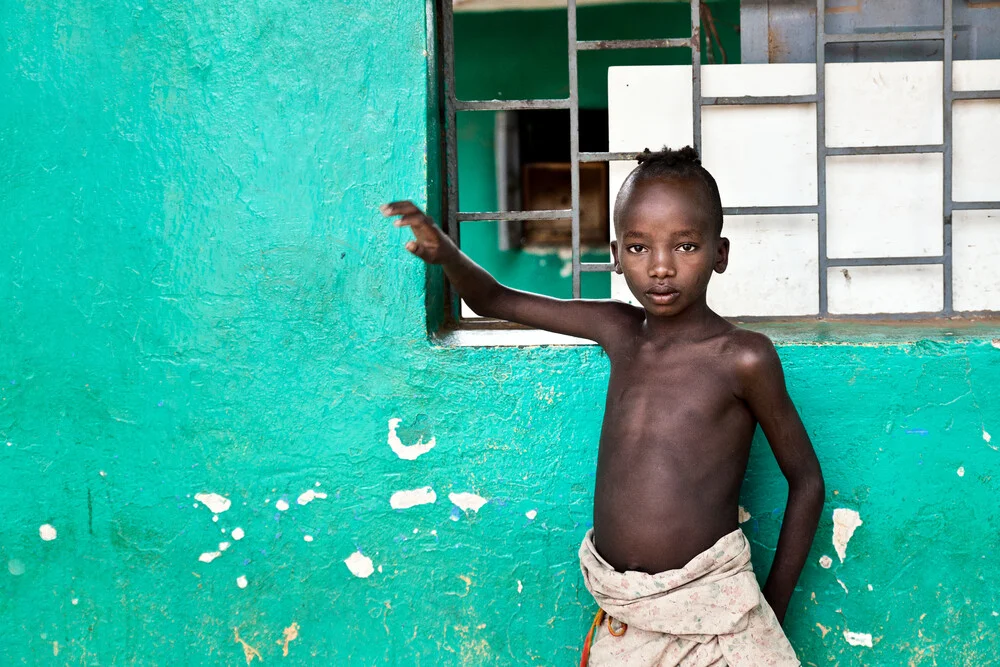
[579,528,800,667]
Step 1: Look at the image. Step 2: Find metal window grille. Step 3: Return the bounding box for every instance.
[439,0,1000,321]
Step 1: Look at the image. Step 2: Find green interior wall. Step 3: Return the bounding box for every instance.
[454,2,741,300]
[3,0,1000,665]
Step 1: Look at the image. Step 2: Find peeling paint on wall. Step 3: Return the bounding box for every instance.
[390,486,437,509]
[194,493,232,514]
[345,552,375,578]
[297,489,328,505]
[38,524,57,541]
[388,417,436,460]
[832,508,863,562]
[843,630,874,647]
[449,492,488,512]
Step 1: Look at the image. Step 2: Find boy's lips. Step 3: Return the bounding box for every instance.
[646,287,680,305]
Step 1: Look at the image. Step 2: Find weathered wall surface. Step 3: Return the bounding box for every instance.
[2,0,999,665]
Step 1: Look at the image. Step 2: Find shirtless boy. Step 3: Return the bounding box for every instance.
[382,147,825,666]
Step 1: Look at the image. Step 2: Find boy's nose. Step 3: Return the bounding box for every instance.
[650,253,676,278]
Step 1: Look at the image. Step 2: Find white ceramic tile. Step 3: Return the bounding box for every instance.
[608,66,693,153]
[953,100,1000,202]
[953,210,1000,312]
[707,215,819,317]
[826,154,943,259]
[953,59,1000,92]
[702,105,818,207]
[701,63,815,97]
[825,61,943,147]
[827,265,943,314]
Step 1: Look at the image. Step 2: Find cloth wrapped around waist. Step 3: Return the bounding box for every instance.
[579,528,800,667]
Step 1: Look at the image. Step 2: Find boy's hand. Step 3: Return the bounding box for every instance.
[381,201,453,265]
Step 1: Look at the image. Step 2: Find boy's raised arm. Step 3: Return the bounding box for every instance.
[382,201,632,346]
[737,334,825,624]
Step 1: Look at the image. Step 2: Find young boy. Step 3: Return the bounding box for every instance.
[382,147,824,667]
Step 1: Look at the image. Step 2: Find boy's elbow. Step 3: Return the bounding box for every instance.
[464,282,507,318]
[790,468,825,502]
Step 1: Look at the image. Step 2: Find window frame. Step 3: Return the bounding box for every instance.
[435,0,1000,333]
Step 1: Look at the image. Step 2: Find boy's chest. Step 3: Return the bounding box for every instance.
[605,343,743,419]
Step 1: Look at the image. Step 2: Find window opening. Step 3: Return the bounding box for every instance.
[440,0,1000,324]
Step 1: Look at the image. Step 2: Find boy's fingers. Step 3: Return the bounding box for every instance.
[405,241,419,253]
[381,201,423,217]
[393,213,430,229]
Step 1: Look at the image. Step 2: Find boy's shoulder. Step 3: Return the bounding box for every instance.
[716,326,784,392]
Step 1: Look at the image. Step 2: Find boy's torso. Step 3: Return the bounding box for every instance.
[593,312,760,575]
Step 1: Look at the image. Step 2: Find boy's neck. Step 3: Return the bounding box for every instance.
[641,298,721,342]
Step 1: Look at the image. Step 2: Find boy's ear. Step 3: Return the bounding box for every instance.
[714,237,730,274]
[610,241,623,274]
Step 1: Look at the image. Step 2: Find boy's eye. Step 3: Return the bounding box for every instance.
[627,244,646,253]
[677,243,697,252]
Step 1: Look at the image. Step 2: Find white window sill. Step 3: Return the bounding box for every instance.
[434,328,597,347]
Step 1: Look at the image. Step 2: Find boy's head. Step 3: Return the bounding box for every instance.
[611,146,729,316]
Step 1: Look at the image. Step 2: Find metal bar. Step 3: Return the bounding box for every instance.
[568,0,582,298]
[457,210,572,222]
[722,205,821,216]
[953,90,1000,100]
[581,262,616,272]
[691,0,702,154]
[943,0,954,314]
[442,0,461,320]
[826,144,944,156]
[702,94,819,106]
[579,151,641,162]
[816,0,829,316]
[952,201,1000,210]
[454,98,570,111]
[827,256,945,267]
[577,38,691,51]
[824,30,945,44]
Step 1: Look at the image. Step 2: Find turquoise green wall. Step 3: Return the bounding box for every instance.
[454,2,741,300]
[2,1,1000,665]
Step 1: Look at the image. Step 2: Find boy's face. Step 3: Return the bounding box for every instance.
[611,177,729,317]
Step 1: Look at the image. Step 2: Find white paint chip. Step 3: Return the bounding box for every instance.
[378,565,383,573]
[867,584,874,591]
[212,515,219,523]
[958,466,966,477]
[39,524,57,541]
[219,542,231,552]
[297,489,328,506]
[738,506,752,523]
[525,509,537,520]
[819,555,833,569]
[199,551,222,563]
[984,430,992,443]
[390,486,437,510]
[837,579,849,594]
[843,630,873,648]
[517,580,523,594]
[345,551,375,578]
[304,535,314,542]
[387,417,436,460]
[194,493,231,514]
[449,492,488,513]
[275,499,290,511]
[832,508,863,563]
[231,527,245,541]
[236,575,248,589]
[71,598,79,605]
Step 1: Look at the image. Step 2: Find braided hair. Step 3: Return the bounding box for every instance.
[613,146,724,235]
